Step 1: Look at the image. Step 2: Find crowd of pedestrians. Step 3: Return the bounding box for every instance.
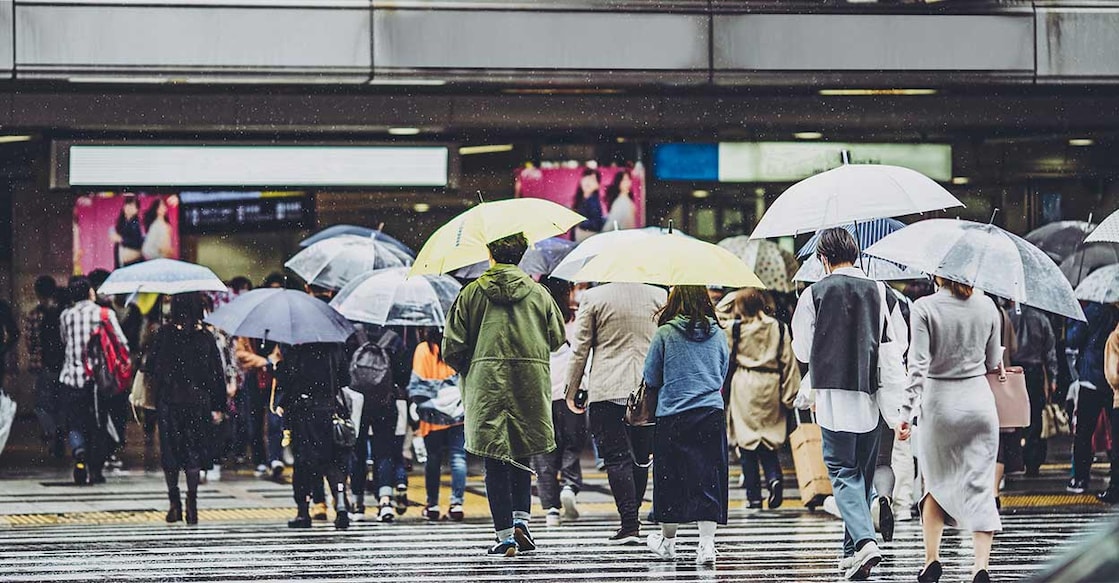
[16,223,1119,582]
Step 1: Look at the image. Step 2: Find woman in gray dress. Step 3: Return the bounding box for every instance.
[897,277,1003,583]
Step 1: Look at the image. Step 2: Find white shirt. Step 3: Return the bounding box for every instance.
[791,266,908,434]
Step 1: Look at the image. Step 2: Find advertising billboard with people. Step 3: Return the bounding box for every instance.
[73,192,181,274]
[514,163,645,241]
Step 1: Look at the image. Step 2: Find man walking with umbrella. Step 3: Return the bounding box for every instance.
[443,232,567,556]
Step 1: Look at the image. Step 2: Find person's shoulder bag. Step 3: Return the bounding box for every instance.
[986,298,1030,428]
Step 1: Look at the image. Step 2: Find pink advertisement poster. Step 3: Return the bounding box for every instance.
[515,164,645,239]
[73,192,181,274]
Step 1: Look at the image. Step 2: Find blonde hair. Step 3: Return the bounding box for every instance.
[935,276,974,300]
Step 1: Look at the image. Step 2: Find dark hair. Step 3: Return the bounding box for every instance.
[816,227,860,267]
[169,292,205,326]
[67,276,93,304]
[423,327,445,363]
[142,198,164,232]
[229,276,253,293]
[115,196,138,238]
[262,272,286,288]
[307,284,333,302]
[487,232,529,266]
[572,167,601,211]
[733,288,767,320]
[604,169,632,210]
[34,275,57,300]
[87,269,111,290]
[656,285,718,338]
[543,277,573,323]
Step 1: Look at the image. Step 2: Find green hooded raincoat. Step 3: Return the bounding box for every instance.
[442,264,567,465]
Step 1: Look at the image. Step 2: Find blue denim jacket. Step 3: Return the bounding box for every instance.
[643,316,729,418]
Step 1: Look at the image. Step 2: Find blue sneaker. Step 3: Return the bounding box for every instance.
[514,521,537,552]
[488,537,518,557]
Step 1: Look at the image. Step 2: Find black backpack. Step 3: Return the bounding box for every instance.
[349,329,398,408]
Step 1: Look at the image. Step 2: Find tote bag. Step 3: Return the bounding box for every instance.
[987,361,1030,428]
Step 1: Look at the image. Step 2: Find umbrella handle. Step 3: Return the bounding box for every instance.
[269,377,280,416]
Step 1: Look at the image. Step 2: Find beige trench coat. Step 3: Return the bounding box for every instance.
[726,313,801,451]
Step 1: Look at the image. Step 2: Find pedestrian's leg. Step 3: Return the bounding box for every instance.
[448,426,467,506]
[759,447,782,485]
[559,401,587,494]
[531,448,560,512]
[1023,365,1047,474]
[629,423,655,504]
[739,448,763,503]
[350,404,373,511]
[921,495,945,567]
[859,427,882,515]
[289,461,312,527]
[370,408,397,507]
[246,378,266,468]
[972,531,994,574]
[484,457,514,540]
[873,419,895,500]
[891,437,915,516]
[590,402,640,533]
[163,468,182,523]
[424,429,446,509]
[325,464,351,529]
[184,466,200,524]
[266,410,285,471]
[821,428,876,557]
[511,457,532,524]
[1073,389,1105,484]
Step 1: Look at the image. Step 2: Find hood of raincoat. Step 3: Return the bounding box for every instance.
[478,264,534,305]
[667,315,721,342]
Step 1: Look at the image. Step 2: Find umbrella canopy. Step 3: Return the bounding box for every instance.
[717,236,799,293]
[797,218,908,258]
[1074,264,1119,304]
[299,224,414,256]
[1060,243,1119,287]
[411,198,585,276]
[551,228,692,282]
[750,164,965,239]
[205,288,355,345]
[1024,221,1095,262]
[1085,210,1119,245]
[331,267,462,328]
[286,235,413,290]
[97,259,227,296]
[793,254,924,284]
[864,219,1085,321]
[573,235,766,288]
[454,237,577,280]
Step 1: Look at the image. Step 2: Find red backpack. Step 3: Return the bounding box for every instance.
[85,308,132,396]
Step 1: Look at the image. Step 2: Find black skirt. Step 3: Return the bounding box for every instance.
[158,404,213,472]
[653,406,729,525]
[288,405,350,470]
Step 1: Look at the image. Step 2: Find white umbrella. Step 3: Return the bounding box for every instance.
[551,227,692,282]
[750,164,965,239]
[793,254,923,284]
[97,259,227,296]
[331,267,462,328]
[1074,264,1119,304]
[0,391,15,457]
[864,219,1085,321]
[286,235,413,290]
[1085,209,1119,244]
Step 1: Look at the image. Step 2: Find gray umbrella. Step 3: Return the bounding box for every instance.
[1025,221,1095,262]
[205,288,355,345]
[1060,242,1119,287]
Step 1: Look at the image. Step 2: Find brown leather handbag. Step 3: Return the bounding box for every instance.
[624,380,658,427]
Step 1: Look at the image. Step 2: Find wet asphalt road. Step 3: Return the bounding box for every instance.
[0,507,1113,582]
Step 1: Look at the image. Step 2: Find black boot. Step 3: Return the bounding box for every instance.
[166,488,183,523]
[289,502,312,529]
[1099,483,1119,504]
[334,484,350,530]
[185,492,198,525]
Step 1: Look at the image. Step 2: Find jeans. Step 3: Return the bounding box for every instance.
[532,399,587,510]
[1073,386,1116,483]
[821,425,881,557]
[62,384,108,475]
[1021,364,1049,472]
[589,401,654,532]
[484,457,532,534]
[352,401,399,503]
[739,446,781,503]
[424,425,467,507]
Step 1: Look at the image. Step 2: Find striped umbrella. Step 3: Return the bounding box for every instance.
[797,218,908,258]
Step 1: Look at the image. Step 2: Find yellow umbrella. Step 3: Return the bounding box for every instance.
[410,198,585,276]
[573,235,766,288]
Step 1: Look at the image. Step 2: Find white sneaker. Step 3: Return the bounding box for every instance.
[695,540,717,565]
[844,542,883,580]
[254,464,268,478]
[545,508,561,527]
[208,464,222,482]
[822,495,842,519]
[647,533,676,560]
[838,555,858,573]
[560,487,580,520]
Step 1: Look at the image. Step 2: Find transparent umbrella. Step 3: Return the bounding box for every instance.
[299,224,414,257]
[97,259,227,296]
[454,237,576,280]
[864,219,1085,321]
[331,267,462,328]
[1086,210,1119,245]
[717,236,799,293]
[286,234,413,290]
[1074,264,1119,304]
[793,254,923,284]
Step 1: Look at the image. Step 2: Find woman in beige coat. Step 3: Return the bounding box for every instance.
[726,289,800,510]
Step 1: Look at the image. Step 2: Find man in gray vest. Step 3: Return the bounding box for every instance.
[791,228,902,580]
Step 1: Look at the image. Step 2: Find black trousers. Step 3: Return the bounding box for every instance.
[532,399,587,510]
[589,401,654,532]
[740,446,781,503]
[484,457,532,534]
[1021,364,1049,472]
[1073,386,1116,483]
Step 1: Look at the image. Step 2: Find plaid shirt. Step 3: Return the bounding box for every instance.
[59,300,129,389]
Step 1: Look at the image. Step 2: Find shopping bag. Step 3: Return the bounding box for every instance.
[789,411,832,508]
[1040,401,1071,439]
